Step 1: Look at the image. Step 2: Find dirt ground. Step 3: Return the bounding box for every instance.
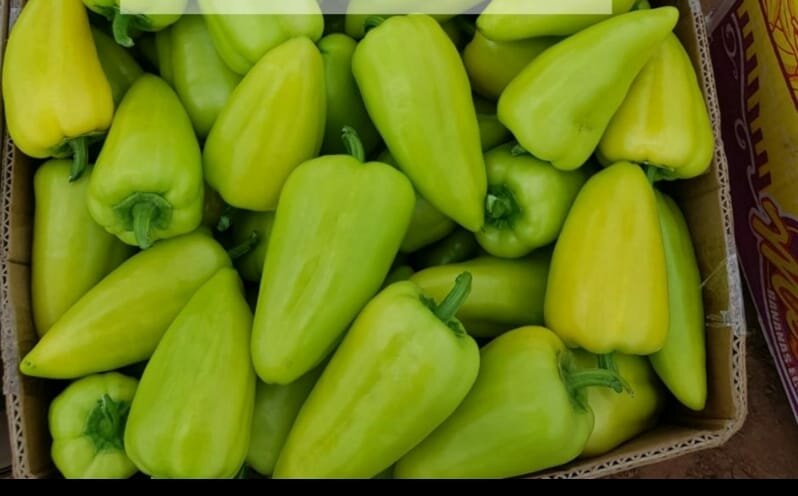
[612,327,798,478]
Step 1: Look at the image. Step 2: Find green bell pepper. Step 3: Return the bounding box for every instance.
[227,210,276,283]
[573,351,666,457]
[91,27,143,105]
[88,74,204,250]
[478,0,637,40]
[394,326,626,478]
[247,366,324,476]
[476,143,590,258]
[49,372,139,479]
[204,37,326,212]
[125,268,255,479]
[353,15,487,232]
[156,16,242,138]
[474,97,512,152]
[498,7,679,171]
[409,229,480,270]
[83,0,185,47]
[410,253,550,338]
[464,31,557,101]
[199,0,324,75]
[251,128,415,385]
[32,160,133,336]
[274,274,480,478]
[20,231,231,379]
[319,33,381,156]
[650,191,707,411]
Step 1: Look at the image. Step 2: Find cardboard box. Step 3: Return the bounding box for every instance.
[0,0,748,479]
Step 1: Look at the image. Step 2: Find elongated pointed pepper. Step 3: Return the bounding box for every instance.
[476,143,590,259]
[49,372,139,479]
[125,268,255,479]
[252,128,415,385]
[598,34,715,180]
[650,191,707,411]
[88,74,204,249]
[204,37,326,212]
[498,7,679,171]
[83,0,185,47]
[274,274,480,478]
[20,231,231,379]
[544,162,669,355]
[2,0,114,181]
[156,16,241,138]
[32,160,133,336]
[199,0,324,75]
[91,27,143,105]
[394,326,626,479]
[353,14,487,232]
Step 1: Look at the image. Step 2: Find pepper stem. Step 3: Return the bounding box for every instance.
[341,126,366,163]
[112,12,135,47]
[646,165,661,184]
[228,231,260,261]
[85,394,130,452]
[484,185,519,228]
[217,205,235,233]
[486,193,514,221]
[132,202,157,250]
[598,353,634,394]
[565,369,626,395]
[364,16,385,33]
[68,137,89,182]
[434,272,472,323]
[113,193,173,250]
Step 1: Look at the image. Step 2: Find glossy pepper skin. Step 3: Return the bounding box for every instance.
[411,254,550,338]
[410,229,480,270]
[464,32,558,101]
[49,373,139,479]
[394,326,625,478]
[353,15,487,232]
[91,27,143,105]
[199,0,324,75]
[32,160,133,336]
[544,162,669,355]
[3,0,114,182]
[247,367,324,476]
[599,34,715,180]
[20,231,231,379]
[88,75,203,250]
[229,210,276,283]
[474,97,512,152]
[478,0,637,40]
[252,129,415,385]
[125,268,255,479]
[476,144,590,259]
[157,16,242,139]
[573,351,666,457]
[650,191,707,411]
[319,34,381,156]
[498,7,679,171]
[83,0,185,47]
[204,37,326,212]
[274,274,480,478]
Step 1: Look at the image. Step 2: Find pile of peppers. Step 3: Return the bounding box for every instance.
[4,0,713,479]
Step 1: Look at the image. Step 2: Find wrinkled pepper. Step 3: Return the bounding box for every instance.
[464,32,558,101]
[353,15,487,232]
[88,74,204,249]
[573,351,666,457]
[3,0,114,181]
[274,274,480,478]
[394,326,626,478]
[498,7,679,171]
[344,0,481,39]
[474,97,512,152]
[156,16,242,138]
[598,34,715,180]
[544,162,669,355]
[83,0,185,47]
[20,231,231,379]
[49,372,139,479]
[199,0,324,75]
[247,366,324,476]
[319,33,381,156]
[228,210,275,283]
[32,160,132,336]
[411,253,550,338]
[252,129,415,385]
[476,143,590,258]
[125,268,255,479]
[409,229,480,270]
[91,27,143,105]
[204,37,325,212]
[478,0,637,40]
[650,191,707,411]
